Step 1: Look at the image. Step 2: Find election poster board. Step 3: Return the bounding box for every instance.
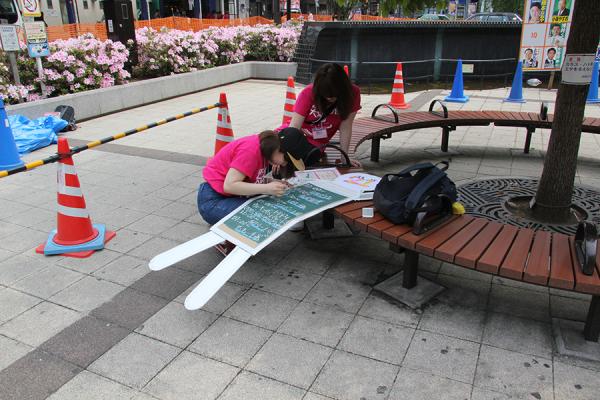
[520,0,600,71]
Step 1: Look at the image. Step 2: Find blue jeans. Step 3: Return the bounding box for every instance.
[197,182,247,225]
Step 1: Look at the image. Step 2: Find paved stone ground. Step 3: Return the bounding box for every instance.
[1,79,600,400]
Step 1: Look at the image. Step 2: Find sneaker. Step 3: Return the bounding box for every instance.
[214,241,235,257]
[289,221,304,232]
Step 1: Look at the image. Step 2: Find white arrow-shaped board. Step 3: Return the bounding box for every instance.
[149,231,224,271]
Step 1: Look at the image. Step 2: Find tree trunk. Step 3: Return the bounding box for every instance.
[273,0,281,23]
[533,0,600,222]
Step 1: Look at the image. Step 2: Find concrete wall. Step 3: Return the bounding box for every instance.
[6,61,296,121]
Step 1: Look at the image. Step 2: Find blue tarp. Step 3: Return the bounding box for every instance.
[8,115,68,155]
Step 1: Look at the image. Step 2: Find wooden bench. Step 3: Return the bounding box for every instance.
[349,101,600,162]
[335,201,600,342]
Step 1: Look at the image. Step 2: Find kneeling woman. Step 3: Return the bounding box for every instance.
[198,130,290,226]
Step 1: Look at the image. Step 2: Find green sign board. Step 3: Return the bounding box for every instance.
[215,183,348,252]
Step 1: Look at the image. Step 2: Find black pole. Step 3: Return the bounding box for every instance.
[286,0,291,20]
[273,0,281,23]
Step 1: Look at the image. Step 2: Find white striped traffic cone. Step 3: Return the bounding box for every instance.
[215,93,235,155]
[389,62,410,110]
[36,137,115,258]
[282,76,296,125]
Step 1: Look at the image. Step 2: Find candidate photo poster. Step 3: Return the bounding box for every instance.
[520,0,571,71]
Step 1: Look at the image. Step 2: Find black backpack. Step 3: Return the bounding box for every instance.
[373,162,457,230]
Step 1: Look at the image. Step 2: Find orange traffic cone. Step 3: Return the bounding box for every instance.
[282,76,296,125]
[36,138,115,258]
[344,65,349,77]
[214,93,234,155]
[389,62,410,110]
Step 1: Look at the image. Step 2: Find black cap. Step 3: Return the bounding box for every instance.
[278,128,321,170]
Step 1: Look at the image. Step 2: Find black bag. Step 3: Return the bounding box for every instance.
[373,162,457,226]
[54,105,76,132]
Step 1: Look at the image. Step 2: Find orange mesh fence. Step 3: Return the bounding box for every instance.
[47,23,108,41]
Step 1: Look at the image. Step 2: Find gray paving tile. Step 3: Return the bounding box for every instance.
[277,243,336,275]
[153,201,197,220]
[12,265,84,299]
[419,301,486,342]
[131,267,203,300]
[219,371,305,400]
[0,335,33,370]
[93,255,150,286]
[403,330,479,384]
[434,274,491,311]
[304,277,371,314]
[0,302,81,347]
[189,316,272,367]
[489,284,550,322]
[470,387,513,400]
[88,333,179,389]
[136,302,217,348]
[0,226,47,253]
[144,351,239,400]
[388,367,472,400]
[312,350,399,400]
[175,281,247,314]
[47,370,136,400]
[129,236,182,261]
[56,249,122,273]
[0,287,42,323]
[439,262,493,283]
[0,248,16,263]
[254,269,321,300]
[160,221,209,242]
[0,254,51,286]
[50,276,124,312]
[474,345,553,399]
[91,288,168,330]
[358,294,422,328]
[224,289,298,330]
[126,214,181,235]
[228,258,274,286]
[302,393,332,400]
[104,229,154,254]
[339,316,413,365]
[247,333,332,389]
[482,313,553,358]
[554,361,600,400]
[550,294,589,322]
[0,349,81,400]
[325,255,387,285]
[40,315,130,368]
[277,301,354,347]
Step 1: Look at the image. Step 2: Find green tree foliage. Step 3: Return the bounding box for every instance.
[491,0,523,13]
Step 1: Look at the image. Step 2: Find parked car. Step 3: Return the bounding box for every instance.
[465,12,522,22]
[418,13,450,21]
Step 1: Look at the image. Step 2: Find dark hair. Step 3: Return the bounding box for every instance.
[312,63,354,120]
[548,48,556,54]
[530,2,541,9]
[525,48,533,53]
[259,130,280,160]
[551,24,561,30]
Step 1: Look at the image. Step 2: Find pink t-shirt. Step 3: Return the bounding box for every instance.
[203,134,268,195]
[278,83,362,147]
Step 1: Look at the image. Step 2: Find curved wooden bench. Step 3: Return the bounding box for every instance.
[350,101,600,162]
[335,200,600,342]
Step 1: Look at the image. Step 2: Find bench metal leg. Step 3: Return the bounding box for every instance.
[370,136,381,162]
[322,210,334,230]
[524,127,534,154]
[584,295,600,342]
[402,250,419,289]
[441,127,450,152]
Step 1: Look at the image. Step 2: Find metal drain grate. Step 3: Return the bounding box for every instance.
[458,178,600,235]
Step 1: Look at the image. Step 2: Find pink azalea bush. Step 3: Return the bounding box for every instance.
[0,23,301,104]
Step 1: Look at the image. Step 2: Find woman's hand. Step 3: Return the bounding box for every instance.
[349,159,362,168]
[265,181,288,197]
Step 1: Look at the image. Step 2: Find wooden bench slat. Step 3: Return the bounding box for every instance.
[342,209,366,224]
[477,224,519,274]
[367,219,397,238]
[382,224,414,243]
[549,233,575,290]
[499,229,535,280]
[335,201,371,214]
[455,221,504,268]
[434,218,488,263]
[571,237,600,295]
[404,216,472,253]
[354,213,386,231]
[523,230,552,285]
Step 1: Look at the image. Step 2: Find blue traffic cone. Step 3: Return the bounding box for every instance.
[586,60,600,104]
[504,62,526,103]
[0,99,23,171]
[444,59,469,103]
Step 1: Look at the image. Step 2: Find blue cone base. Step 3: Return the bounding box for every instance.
[503,98,526,103]
[444,95,469,103]
[40,224,108,256]
[0,159,24,170]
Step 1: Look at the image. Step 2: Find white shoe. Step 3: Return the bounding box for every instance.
[289,221,304,232]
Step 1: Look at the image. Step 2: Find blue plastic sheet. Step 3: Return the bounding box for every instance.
[8,115,68,155]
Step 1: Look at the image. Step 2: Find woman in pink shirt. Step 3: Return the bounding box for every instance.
[279,63,362,167]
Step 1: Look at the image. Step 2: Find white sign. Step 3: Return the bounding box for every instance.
[0,25,20,52]
[462,63,474,74]
[561,54,596,85]
[107,20,114,33]
[20,0,41,17]
[24,21,47,44]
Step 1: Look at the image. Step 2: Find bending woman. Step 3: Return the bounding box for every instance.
[279,63,362,167]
